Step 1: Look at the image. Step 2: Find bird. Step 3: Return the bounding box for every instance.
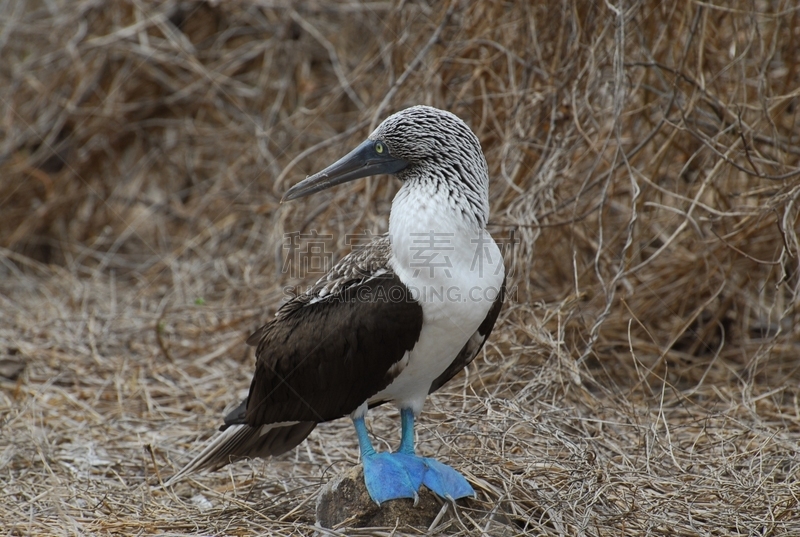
[166,105,506,505]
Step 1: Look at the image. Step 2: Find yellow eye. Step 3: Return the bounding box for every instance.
[375,141,385,154]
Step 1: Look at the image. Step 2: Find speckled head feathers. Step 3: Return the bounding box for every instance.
[371,105,491,225]
[369,106,483,162]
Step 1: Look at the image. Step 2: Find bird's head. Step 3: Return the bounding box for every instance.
[282,106,488,202]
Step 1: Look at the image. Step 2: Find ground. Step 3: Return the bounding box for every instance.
[1,1,799,535]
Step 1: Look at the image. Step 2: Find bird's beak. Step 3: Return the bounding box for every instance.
[282,140,409,202]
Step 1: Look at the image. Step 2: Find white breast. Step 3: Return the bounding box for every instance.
[371,182,505,413]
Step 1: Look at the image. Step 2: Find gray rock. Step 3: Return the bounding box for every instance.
[0,348,24,380]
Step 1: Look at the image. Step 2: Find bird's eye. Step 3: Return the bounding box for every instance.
[375,141,385,154]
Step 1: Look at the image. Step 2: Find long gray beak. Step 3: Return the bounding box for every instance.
[282,140,409,202]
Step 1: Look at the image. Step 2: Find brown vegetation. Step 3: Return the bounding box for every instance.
[1,0,798,534]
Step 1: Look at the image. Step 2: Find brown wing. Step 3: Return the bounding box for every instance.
[166,271,423,483]
[244,272,423,425]
[166,237,423,482]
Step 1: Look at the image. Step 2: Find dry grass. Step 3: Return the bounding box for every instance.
[1,0,799,535]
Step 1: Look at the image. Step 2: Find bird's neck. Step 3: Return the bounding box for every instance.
[390,178,485,236]
[388,180,493,281]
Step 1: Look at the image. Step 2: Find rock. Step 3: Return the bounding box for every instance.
[0,348,24,381]
[316,465,455,530]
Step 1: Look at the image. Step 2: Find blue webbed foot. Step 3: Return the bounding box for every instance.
[362,452,426,505]
[420,457,475,500]
[354,411,475,505]
[394,408,475,501]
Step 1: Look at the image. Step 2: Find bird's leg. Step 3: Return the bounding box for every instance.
[353,415,376,456]
[397,407,416,455]
[352,416,421,505]
[394,408,476,501]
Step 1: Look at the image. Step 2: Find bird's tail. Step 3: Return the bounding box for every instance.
[165,421,316,486]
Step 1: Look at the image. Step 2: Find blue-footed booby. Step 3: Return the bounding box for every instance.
[168,105,506,504]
